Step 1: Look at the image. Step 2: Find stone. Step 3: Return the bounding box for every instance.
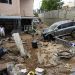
[19,69,28,75]
[35,67,44,75]
[43,42,49,46]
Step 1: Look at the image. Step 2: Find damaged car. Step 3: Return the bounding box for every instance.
[42,20,75,41]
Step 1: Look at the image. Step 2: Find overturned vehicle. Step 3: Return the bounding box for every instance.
[42,20,75,41]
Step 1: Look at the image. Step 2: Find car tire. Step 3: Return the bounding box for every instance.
[71,30,75,38]
[47,34,55,41]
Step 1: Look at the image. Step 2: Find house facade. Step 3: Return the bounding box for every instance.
[0,0,34,34]
[0,0,33,16]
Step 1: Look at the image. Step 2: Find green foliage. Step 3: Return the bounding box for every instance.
[40,0,64,11]
[34,13,38,17]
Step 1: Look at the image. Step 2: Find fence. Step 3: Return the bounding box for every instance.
[39,8,75,25]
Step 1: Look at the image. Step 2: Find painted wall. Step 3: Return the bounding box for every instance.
[0,0,20,16]
[0,0,33,16]
[39,8,75,25]
[20,0,33,16]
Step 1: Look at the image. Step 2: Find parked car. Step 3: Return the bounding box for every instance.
[42,20,75,41]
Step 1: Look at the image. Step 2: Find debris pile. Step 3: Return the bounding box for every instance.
[0,24,75,75]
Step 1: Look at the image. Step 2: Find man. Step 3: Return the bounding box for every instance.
[0,26,5,37]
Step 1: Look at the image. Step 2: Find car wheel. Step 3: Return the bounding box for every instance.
[47,34,55,41]
[71,30,75,38]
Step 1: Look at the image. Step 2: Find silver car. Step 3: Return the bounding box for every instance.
[42,20,75,40]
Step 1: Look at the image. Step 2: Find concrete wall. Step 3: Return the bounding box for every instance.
[20,0,33,16]
[39,8,75,25]
[0,0,33,16]
[0,0,20,16]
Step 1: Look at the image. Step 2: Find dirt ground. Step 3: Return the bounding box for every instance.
[0,24,75,75]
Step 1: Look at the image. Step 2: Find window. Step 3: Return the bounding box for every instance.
[0,0,12,4]
[9,0,12,4]
[58,22,74,29]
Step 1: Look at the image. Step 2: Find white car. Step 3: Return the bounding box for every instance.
[42,20,75,40]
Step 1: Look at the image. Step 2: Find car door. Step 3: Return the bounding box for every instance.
[54,22,74,36]
[54,24,65,36]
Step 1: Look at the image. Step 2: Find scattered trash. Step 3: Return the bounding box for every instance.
[35,67,45,75]
[57,51,73,59]
[70,43,75,47]
[19,69,28,75]
[32,40,38,48]
[0,47,7,58]
[0,63,8,75]
[27,71,35,75]
[7,63,28,75]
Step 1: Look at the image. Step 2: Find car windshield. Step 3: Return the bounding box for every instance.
[48,20,72,31]
[48,24,58,30]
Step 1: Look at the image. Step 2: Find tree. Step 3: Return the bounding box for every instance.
[40,0,64,11]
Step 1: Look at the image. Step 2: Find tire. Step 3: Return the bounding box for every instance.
[47,34,55,41]
[71,30,75,38]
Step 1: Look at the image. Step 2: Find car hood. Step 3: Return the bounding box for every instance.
[42,28,53,34]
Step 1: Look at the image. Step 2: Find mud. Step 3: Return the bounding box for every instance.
[0,24,75,75]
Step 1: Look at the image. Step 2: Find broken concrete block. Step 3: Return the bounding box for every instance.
[7,63,28,75]
[35,67,44,75]
[57,51,73,59]
[19,69,28,75]
[7,62,15,75]
[12,33,28,57]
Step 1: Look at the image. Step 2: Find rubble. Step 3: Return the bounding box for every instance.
[35,67,45,75]
[7,63,28,75]
[57,51,73,59]
[0,47,7,58]
[0,63,8,75]
[0,24,75,75]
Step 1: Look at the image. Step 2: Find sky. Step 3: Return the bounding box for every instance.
[62,0,74,7]
[33,0,42,10]
[33,0,74,10]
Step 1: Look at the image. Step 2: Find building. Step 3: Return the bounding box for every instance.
[0,0,34,34]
